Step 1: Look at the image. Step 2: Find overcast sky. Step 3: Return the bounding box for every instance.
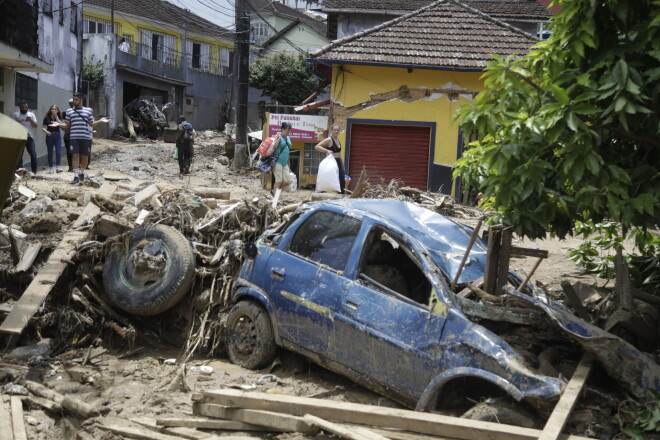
[169,0,236,30]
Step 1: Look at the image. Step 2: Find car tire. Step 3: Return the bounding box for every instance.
[225,301,276,370]
[102,224,195,316]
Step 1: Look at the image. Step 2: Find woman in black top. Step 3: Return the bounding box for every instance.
[41,104,64,173]
[315,123,346,194]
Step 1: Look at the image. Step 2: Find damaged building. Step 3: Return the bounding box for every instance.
[310,0,547,196]
[0,0,82,169]
[81,0,238,134]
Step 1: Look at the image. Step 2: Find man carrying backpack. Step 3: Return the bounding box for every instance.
[176,116,195,176]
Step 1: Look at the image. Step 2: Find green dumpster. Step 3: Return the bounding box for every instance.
[0,113,28,217]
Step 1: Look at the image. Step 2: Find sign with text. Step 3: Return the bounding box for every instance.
[268,113,328,142]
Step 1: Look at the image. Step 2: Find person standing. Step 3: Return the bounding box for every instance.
[41,104,64,173]
[51,93,109,184]
[314,123,346,194]
[271,121,292,208]
[118,37,131,53]
[63,99,74,172]
[175,116,195,177]
[12,100,39,174]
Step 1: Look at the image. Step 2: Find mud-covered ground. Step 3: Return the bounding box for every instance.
[0,132,645,439]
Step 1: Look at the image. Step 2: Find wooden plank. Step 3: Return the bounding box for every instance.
[483,226,502,294]
[0,202,101,335]
[97,424,187,440]
[560,281,591,321]
[509,246,549,259]
[13,241,42,273]
[198,390,594,440]
[539,353,594,440]
[11,396,28,440]
[495,227,513,296]
[131,417,212,439]
[193,402,318,435]
[0,398,14,440]
[156,417,275,431]
[304,414,390,440]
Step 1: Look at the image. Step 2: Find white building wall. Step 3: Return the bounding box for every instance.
[14,0,81,169]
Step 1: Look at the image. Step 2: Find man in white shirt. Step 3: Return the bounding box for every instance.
[12,100,39,174]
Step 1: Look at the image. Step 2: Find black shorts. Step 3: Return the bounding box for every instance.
[70,138,92,156]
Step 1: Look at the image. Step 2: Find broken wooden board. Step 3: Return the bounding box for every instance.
[0,397,14,440]
[13,241,42,273]
[156,417,276,431]
[196,390,594,440]
[97,423,186,440]
[304,414,390,440]
[11,396,28,440]
[131,416,212,440]
[193,402,318,435]
[0,202,101,336]
[539,353,594,440]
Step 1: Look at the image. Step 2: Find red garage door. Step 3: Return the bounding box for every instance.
[348,124,431,190]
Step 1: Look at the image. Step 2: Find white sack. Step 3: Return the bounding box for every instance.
[316,155,340,193]
[286,171,297,192]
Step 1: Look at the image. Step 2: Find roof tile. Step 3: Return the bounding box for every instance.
[313,0,538,69]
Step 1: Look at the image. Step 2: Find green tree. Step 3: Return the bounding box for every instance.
[82,55,106,88]
[249,52,317,105]
[454,0,659,240]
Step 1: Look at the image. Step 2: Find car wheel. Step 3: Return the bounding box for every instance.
[462,397,540,428]
[102,224,195,316]
[225,301,276,370]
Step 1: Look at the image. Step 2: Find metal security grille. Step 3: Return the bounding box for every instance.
[348,123,431,190]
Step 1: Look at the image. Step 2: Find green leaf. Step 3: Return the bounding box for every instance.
[550,84,570,105]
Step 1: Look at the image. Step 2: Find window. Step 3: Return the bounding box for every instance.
[192,42,201,69]
[359,228,431,306]
[250,18,268,42]
[15,73,38,109]
[83,16,114,34]
[43,0,52,16]
[70,3,78,34]
[59,0,64,25]
[140,29,178,65]
[303,142,324,175]
[289,210,361,272]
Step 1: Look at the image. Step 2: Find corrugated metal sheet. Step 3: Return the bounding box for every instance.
[349,124,431,190]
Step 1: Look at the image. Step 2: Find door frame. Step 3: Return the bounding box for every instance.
[345,119,436,190]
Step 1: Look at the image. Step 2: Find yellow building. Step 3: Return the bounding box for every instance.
[310,0,538,196]
[82,0,235,131]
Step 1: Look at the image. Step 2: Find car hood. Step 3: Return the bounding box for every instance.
[326,200,486,283]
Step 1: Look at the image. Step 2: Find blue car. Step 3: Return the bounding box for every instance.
[226,200,659,417]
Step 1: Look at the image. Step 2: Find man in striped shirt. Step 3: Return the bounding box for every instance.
[52,93,109,183]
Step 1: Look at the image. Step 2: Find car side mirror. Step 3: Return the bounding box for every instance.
[244,242,258,259]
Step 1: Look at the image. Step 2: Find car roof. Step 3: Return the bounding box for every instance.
[312,199,487,283]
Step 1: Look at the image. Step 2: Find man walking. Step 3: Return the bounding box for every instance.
[63,98,74,172]
[12,100,39,174]
[175,116,195,177]
[52,93,109,183]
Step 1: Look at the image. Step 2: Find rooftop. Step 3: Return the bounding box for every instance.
[324,0,552,20]
[312,0,539,70]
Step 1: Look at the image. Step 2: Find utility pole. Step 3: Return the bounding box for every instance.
[232,0,250,169]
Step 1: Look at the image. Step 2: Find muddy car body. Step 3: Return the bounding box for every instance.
[229,200,566,411]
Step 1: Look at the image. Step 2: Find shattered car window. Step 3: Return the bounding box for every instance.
[288,210,361,272]
[359,229,432,306]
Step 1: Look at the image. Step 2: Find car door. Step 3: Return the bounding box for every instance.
[267,209,362,356]
[332,225,447,400]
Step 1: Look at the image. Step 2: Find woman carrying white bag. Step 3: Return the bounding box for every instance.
[315,123,345,193]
